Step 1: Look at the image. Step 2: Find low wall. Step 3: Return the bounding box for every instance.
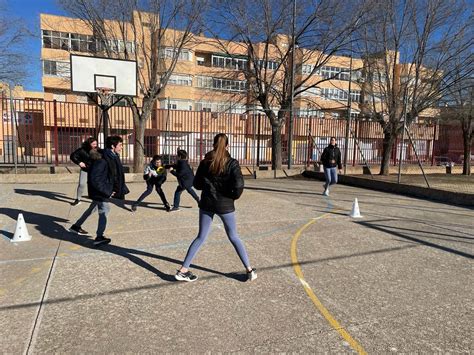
[303,171,474,207]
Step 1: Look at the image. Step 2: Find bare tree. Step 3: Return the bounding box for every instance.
[58,0,205,172]
[208,0,366,169]
[358,0,473,175]
[0,5,28,85]
[441,76,473,175]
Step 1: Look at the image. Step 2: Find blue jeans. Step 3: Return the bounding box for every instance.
[323,167,338,189]
[182,209,250,269]
[173,185,200,208]
[74,200,110,237]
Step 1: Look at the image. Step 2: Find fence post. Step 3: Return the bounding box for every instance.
[257,113,261,166]
[306,116,312,167]
[352,119,358,166]
[199,110,203,161]
[431,122,438,166]
[53,99,59,167]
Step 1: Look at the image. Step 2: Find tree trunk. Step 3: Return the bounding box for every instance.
[462,127,471,176]
[271,123,283,170]
[379,130,397,175]
[133,114,146,173]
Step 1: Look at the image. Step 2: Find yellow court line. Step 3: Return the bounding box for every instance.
[290,214,367,355]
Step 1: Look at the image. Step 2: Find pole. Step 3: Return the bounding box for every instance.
[252,110,256,178]
[165,97,170,163]
[102,107,109,138]
[256,113,261,166]
[397,94,408,184]
[287,0,296,169]
[343,42,353,175]
[199,109,203,161]
[9,90,18,174]
[53,99,59,167]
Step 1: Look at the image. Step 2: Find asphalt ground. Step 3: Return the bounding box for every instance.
[0,178,473,353]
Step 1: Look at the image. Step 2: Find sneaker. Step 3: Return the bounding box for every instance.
[131,204,137,212]
[71,199,81,206]
[165,203,171,212]
[247,268,257,281]
[69,224,88,235]
[175,270,198,282]
[93,236,111,247]
[323,189,329,196]
[169,207,180,212]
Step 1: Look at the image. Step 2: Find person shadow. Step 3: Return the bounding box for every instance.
[13,188,167,212]
[0,207,246,282]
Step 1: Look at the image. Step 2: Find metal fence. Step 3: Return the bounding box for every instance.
[0,98,467,172]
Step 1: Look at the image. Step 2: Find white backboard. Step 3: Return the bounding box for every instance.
[70,54,137,96]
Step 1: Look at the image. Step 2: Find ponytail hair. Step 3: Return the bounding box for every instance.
[209,133,229,175]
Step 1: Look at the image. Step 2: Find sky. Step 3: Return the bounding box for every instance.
[5,0,66,92]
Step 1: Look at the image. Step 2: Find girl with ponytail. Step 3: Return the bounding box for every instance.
[174,133,257,282]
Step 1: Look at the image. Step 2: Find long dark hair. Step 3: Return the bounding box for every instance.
[82,137,97,152]
[209,133,229,175]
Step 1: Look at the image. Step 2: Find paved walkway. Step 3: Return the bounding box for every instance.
[1,178,473,353]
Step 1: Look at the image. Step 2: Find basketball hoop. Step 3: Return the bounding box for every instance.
[96,87,115,107]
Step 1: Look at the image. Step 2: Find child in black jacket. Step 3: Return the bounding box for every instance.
[165,149,200,212]
[131,155,170,212]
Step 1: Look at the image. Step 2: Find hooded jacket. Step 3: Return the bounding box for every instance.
[193,151,244,214]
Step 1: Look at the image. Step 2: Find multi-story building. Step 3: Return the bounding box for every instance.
[33,11,440,166]
[40,12,366,118]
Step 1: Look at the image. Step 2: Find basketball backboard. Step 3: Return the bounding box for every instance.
[70,54,137,97]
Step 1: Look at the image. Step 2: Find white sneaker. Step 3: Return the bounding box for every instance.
[323,189,329,196]
[247,268,257,281]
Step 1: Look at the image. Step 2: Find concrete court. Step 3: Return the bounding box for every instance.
[0,177,473,353]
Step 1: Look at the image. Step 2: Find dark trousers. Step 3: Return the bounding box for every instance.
[135,181,169,207]
[173,185,200,208]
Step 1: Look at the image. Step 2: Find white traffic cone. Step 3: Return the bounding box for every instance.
[349,198,362,218]
[11,213,32,242]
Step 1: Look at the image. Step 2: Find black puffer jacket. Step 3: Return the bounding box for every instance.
[87,149,129,202]
[193,151,244,214]
[321,144,342,169]
[70,147,93,171]
[87,150,113,202]
[166,159,194,188]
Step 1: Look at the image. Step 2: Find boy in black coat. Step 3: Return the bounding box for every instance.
[131,155,171,212]
[69,136,129,246]
[165,149,200,212]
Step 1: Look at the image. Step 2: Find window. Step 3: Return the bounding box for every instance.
[211,55,247,70]
[350,90,361,103]
[320,87,348,100]
[168,74,192,86]
[196,76,247,92]
[42,30,100,53]
[43,60,70,77]
[160,47,191,61]
[320,66,351,81]
[197,57,205,66]
[256,59,279,70]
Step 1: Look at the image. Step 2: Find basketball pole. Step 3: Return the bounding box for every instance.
[101,105,109,138]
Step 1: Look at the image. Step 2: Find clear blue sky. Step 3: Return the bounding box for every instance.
[6,0,66,92]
